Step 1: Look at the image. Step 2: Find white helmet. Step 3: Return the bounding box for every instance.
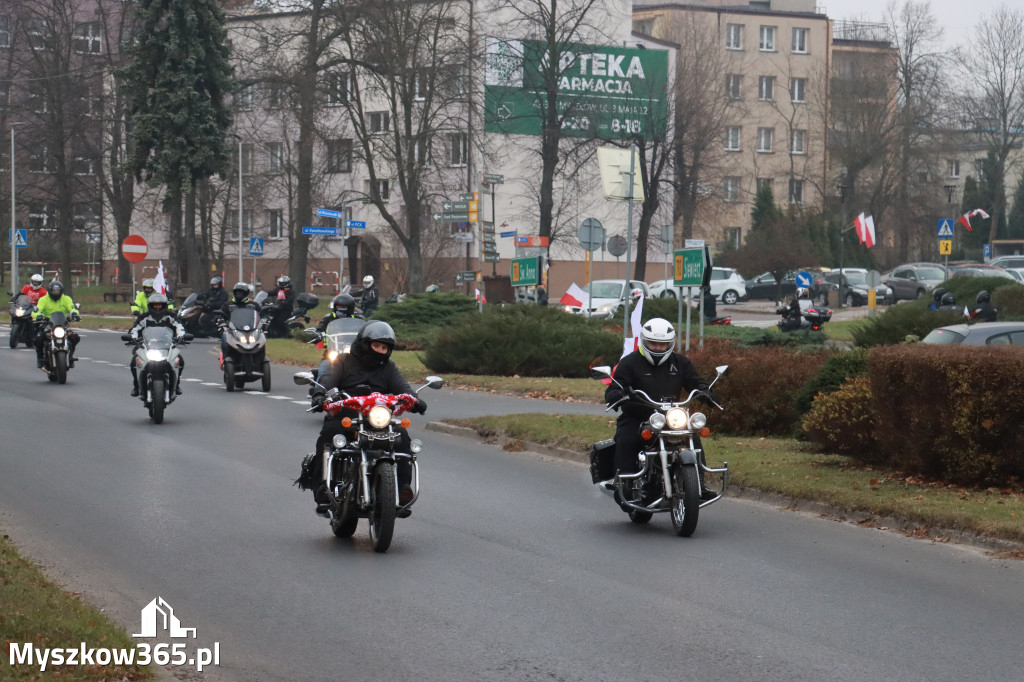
[363,275,374,288]
[639,318,675,366]
[797,287,809,299]
[30,274,44,289]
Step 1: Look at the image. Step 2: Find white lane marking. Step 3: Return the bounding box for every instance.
[201,382,222,387]
[267,395,292,400]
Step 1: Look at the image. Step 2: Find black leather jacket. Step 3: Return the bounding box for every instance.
[605,350,708,422]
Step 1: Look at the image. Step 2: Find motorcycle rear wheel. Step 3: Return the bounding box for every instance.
[369,462,397,553]
[150,377,166,424]
[224,360,236,392]
[331,494,359,538]
[671,464,700,537]
[55,350,67,384]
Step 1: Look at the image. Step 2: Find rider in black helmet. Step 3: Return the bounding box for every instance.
[971,290,997,322]
[316,293,361,332]
[127,293,188,396]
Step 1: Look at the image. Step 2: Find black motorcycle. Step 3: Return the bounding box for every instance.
[776,302,832,332]
[177,292,221,338]
[35,310,80,384]
[122,327,193,424]
[9,294,36,348]
[264,292,319,339]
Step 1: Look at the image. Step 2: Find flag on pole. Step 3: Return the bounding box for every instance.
[621,294,645,360]
[474,288,487,304]
[153,261,167,295]
[958,208,990,232]
[863,215,876,249]
[559,282,590,308]
[853,213,866,244]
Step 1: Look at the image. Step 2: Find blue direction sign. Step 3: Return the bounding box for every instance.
[795,270,813,288]
[937,219,954,237]
[249,237,264,256]
[302,226,341,236]
[500,230,516,238]
[346,220,366,230]
[317,208,342,219]
[11,229,27,248]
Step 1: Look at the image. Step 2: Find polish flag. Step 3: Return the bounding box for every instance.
[621,293,645,360]
[153,261,168,295]
[853,213,866,244]
[958,213,973,231]
[960,207,991,232]
[559,282,590,308]
[474,288,487,304]
[862,215,876,249]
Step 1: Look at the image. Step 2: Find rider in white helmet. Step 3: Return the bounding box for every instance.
[360,274,379,317]
[20,274,48,304]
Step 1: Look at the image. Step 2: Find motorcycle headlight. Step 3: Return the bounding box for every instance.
[690,412,707,430]
[16,307,25,315]
[146,349,168,361]
[53,326,66,339]
[410,438,423,454]
[648,413,667,431]
[332,434,348,449]
[327,350,339,361]
[665,408,688,430]
[367,405,392,429]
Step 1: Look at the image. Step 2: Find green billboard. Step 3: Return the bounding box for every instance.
[511,257,540,287]
[484,37,668,141]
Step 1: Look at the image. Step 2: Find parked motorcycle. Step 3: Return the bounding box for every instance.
[293,371,444,553]
[589,364,729,537]
[704,314,732,326]
[35,309,81,384]
[177,292,221,338]
[218,306,270,392]
[776,302,832,332]
[121,327,193,423]
[9,293,36,348]
[264,292,319,339]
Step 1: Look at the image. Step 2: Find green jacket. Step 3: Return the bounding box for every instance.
[33,294,77,320]
[131,290,175,316]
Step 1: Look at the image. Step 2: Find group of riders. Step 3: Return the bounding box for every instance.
[927,287,998,322]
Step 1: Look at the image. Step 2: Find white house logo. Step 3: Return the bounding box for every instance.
[134,597,197,638]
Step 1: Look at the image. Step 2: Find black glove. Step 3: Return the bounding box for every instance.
[701,389,720,405]
[311,394,327,412]
[71,313,81,322]
[412,398,428,415]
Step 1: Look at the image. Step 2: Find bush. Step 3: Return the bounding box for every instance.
[370,292,478,349]
[850,300,962,347]
[992,283,1024,319]
[795,347,868,413]
[801,376,877,456]
[422,306,621,377]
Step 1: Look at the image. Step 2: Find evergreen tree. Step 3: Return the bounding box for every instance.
[750,183,782,230]
[1007,175,1024,239]
[120,0,234,288]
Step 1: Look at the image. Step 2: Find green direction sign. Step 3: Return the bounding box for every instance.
[484,38,668,141]
[483,173,504,185]
[433,211,469,222]
[456,270,477,283]
[511,256,540,286]
[673,248,705,287]
[444,201,471,211]
[459,193,476,201]
[484,253,501,263]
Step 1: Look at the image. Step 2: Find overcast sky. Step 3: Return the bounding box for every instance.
[826,0,1004,42]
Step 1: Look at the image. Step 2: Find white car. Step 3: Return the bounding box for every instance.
[560,279,651,319]
[648,267,747,304]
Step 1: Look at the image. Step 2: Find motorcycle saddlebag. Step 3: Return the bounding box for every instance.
[295,292,320,312]
[589,439,616,484]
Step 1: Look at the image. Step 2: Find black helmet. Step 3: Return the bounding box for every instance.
[977,290,991,304]
[941,292,956,306]
[331,293,356,316]
[48,280,64,299]
[232,282,249,302]
[932,287,947,303]
[352,320,396,366]
[210,276,223,288]
[147,293,169,318]
[277,275,292,290]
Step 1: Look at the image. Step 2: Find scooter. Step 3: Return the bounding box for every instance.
[218,304,271,392]
[178,292,221,338]
[776,302,832,332]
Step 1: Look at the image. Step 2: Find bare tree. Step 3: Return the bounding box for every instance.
[955,6,1024,248]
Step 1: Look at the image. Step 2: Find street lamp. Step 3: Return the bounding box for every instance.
[837,182,850,309]
[230,133,244,284]
[10,122,26,294]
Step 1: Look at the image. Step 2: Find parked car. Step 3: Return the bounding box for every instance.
[882,263,947,301]
[921,322,1024,346]
[649,267,747,304]
[744,269,828,301]
[560,279,651,319]
[989,255,1024,269]
[820,270,894,307]
[948,264,1018,281]
[1004,268,1024,283]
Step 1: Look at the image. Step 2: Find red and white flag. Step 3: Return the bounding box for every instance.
[153,261,168,295]
[958,208,990,232]
[852,213,876,248]
[621,293,645,360]
[559,282,590,308]
[474,288,487,304]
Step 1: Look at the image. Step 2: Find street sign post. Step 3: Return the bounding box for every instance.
[511,257,540,287]
[673,248,705,287]
[302,226,341,236]
[939,239,952,255]
[456,270,478,284]
[500,230,516,238]
[482,173,504,185]
[515,236,550,247]
[607,235,627,257]
[346,220,366,230]
[433,211,469,222]
[937,219,954,237]
[317,208,342,219]
[249,237,264,256]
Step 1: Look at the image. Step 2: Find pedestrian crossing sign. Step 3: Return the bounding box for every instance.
[937,219,954,237]
[11,229,27,248]
[249,237,264,256]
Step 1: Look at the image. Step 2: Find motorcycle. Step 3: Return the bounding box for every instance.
[704,314,732,326]
[264,292,319,339]
[121,327,193,424]
[177,292,221,338]
[35,309,81,384]
[776,302,832,332]
[306,317,366,385]
[218,305,271,392]
[9,293,37,348]
[292,371,444,553]
[589,364,729,537]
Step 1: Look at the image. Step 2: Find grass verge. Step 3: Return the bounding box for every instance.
[446,414,1024,550]
[0,532,153,680]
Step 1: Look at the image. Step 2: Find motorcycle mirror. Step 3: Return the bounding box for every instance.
[292,371,315,386]
[74,302,81,310]
[590,365,612,380]
[120,334,132,341]
[183,333,194,342]
[423,375,444,390]
[714,365,728,376]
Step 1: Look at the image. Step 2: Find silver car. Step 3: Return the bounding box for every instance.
[921,322,1024,346]
[561,279,651,319]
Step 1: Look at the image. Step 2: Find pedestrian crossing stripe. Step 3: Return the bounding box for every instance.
[937,220,954,237]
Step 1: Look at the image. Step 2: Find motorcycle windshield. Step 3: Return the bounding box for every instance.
[141,325,174,350]
[11,294,32,313]
[229,307,259,331]
[48,311,68,326]
[325,318,365,354]
[181,292,198,308]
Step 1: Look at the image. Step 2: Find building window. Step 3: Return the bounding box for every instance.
[726,226,742,249]
[328,72,353,105]
[723,177,740,203]
[791,77,806,103]
[268,84,285,109]
[413,135,432,166]
[792,27,808,54]
[726,23,743,50]
[947,159,960,178]
[788,178,804,204]
[268,209,284,240]
[449,132,468,166]
[413,69,429,100]
[73,21,102,54]
[28,84,47,113]
[240,143,255,175]
[790,129,807,154]
[369,111,390,134]
[756,177,773,193]
[267,142,283,172]
[724,126,741,151]
[364,178,390,201]
[758,76,774,101]
[0,16,10,49]
[327,139,352,173]
[759,26,776,52]
[28,202,55,229]
[757,127,774,152]
[234,85,254,111]
[71,145,97,175]
[229,209,255,240]
[28,144,50,173]
[28,19,51,50]
[725,74,742,100]
[0,81,8,112]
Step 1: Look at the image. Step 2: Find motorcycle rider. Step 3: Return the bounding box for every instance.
[971,290,998,322]
[604,318,715,503]
[32,280,81,369]
[316,293,362,333]
[303,321,427,515]
[19,273,48,305]
[219,282,261,356]
[928,287,948,311]
[360,275,379,317]
[131,278,174,317]
[702,286,718,320]
[778,288,810,331]
[127,294,187,397]
[937,291,960,313]
[265,275,296,337]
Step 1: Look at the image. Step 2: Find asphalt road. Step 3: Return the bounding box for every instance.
[1,327,1022,681]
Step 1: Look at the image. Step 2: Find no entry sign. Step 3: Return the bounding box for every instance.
[121,235,148,263]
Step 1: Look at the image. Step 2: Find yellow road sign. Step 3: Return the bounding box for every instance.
[939,239,952,255]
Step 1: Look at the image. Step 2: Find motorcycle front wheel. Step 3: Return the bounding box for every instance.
[8,325,18,349]
[670,464,700,537]
[261,360,271,392]
[369,462,397,553]
[224,360,236,392]
[55,350,68,384]
[150,377,166,424]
